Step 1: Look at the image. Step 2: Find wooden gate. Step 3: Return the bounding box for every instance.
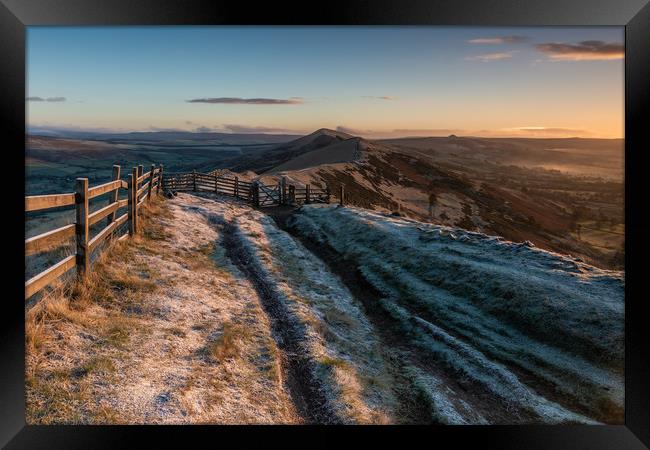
[258,183,281,207]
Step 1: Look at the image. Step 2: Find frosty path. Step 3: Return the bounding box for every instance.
[27,192,624,424]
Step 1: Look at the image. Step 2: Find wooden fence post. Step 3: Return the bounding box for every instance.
[193,170,197,192]
[157,164,163,195]
[234,176,239,198]
[215,173,219,194]
[75,178,89,278]
[325,185,331,204]
[252,181,260,207]
[136,165,143,220]
[107,165,121,226]
[147,164,155,202]
[288,185,295,204]
[339,184,345,207]
[128,171,136,236]
[132,167,139,233]
[281,177,287,205]
[305,184,311,204]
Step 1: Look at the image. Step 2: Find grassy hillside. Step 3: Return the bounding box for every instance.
[243,131,623,270]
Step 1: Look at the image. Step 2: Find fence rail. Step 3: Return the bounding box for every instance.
[25,163,164,301]
[161,171,331,208]
[25,192,76,212]
[26,166,342,300]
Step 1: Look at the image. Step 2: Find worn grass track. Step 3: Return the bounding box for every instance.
[218,218,341,424]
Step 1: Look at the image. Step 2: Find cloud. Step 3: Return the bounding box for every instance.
[186,97,303,105]
[334,125,598,139]
[146,126,186,132]
[501,126,591,136]
[26,96,67,102]
[362,96,396,100]
[336,126,375,135]
[27,123,133,133]
[391,128,466,136]
[222,124,295,133]
[535,40,624,61]
[336,126,465,138]
[180,121,218,132]
[468,36,529,44]
[466,51,516,62]
[194,126,216,133]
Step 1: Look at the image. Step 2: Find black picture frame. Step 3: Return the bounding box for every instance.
[2,0,649,448]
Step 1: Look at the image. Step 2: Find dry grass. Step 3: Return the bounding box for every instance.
[26,196,170,424]
[206,322,240,361]
[204,321,256,362]
[259,336,284,386]
[166,326,187,338]
[25,308,49,354]
[320,356,350,369]
[27,193,300,424]
[161,241,220,275]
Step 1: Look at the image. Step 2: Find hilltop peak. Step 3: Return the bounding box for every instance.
[309,128,355,139]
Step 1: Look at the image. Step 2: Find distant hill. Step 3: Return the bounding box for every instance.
[269,137,363,173]
[27,128,301,145]
[231,128,359,173]
[275,128,355,153]
[379,136,624,180]
[238,130,623,270]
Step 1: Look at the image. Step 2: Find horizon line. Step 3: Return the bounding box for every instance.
[26,125,624,140]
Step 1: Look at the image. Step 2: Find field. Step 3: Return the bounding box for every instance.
[383,136,624,269]
[25,134,294,195]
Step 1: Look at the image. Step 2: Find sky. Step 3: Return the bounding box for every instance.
[27,26,624,139]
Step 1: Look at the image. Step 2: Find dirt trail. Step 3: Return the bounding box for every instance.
[182,193,400,424]
[218,219,341,424]
[107,195,302,423]
[272,210,492,424]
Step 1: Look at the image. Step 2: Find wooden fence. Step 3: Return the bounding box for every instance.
[163,170,252,202]
[25,163,164,300]
[162,170,331,207]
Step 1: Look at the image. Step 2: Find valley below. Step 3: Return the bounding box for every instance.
[26,129,624,270]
